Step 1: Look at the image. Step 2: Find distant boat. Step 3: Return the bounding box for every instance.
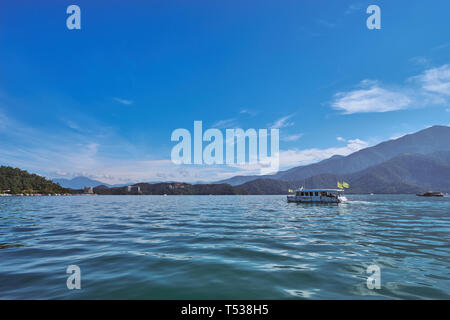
[416,191,444,197]
[287,188,345,204]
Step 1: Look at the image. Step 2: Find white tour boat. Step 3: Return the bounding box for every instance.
[287,187,345,204]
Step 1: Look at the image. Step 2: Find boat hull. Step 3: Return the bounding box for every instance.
[287,195,341,204]
[416,192,444,197]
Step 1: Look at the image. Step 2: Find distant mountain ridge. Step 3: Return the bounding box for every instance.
[218,125,450,185]
[52,176,131,189]
[51,125,450,195]
[53,176,110,189]
[91,150,450,195]
[238,151,450,194]
[94,182,246,195]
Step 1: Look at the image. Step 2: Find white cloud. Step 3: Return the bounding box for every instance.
[239,109,256,116]
[316,19,336,28]
[212,118,238,128]
[0,110,371,183]
[432,43,450,51]
[332,80,412,114]
[270,115,294,129]
[409,56,430,66]
[278,139,369,168]
[389,132,411,140]
[414,64,450,96]
[336,137,345,142]
[332,64,450,115]
[281,133,303,142]
[345,3,362,15]
[113,97,133,105]
[0,111,8,129]
[87,137,369,183]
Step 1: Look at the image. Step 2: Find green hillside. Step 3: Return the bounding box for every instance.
[238,151,450,194]
[0,166,70,194]
[94,182,247,195]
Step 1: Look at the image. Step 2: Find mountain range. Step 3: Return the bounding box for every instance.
[217,125,450,186]
[52,176,130,189]
[94,182,245,195]
[239,151,450,194]
[93,148,450,195]
[51,125,450,195]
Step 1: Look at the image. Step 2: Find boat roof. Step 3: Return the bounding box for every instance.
[293,188,344,192]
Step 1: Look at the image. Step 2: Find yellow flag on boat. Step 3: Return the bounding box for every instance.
[338,181,350,189]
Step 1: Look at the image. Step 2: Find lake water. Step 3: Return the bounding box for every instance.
[0,195,449,299]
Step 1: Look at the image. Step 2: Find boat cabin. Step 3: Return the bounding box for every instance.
[287,188,344,203]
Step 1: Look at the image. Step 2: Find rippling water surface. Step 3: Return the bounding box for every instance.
[0,195,449,299]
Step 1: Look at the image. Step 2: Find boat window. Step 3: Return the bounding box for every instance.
[321,192,326,196]
[315,192,319,196]
[301,192,304,196]
[309,192,313,196]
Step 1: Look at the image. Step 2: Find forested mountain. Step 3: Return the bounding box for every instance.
[0,166,71,194]
[94,182,247,195]
[218,125,450,186]
[238,151,450,194]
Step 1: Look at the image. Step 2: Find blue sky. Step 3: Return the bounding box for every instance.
[1,0,450,183]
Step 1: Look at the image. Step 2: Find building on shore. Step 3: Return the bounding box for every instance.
[84,186,94,194]
[126,185,142,194]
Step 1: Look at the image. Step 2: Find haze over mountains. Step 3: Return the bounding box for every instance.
[52,176,129,189]
[51,125,450,194]
[218,125,450,186]
[239,151,450,194]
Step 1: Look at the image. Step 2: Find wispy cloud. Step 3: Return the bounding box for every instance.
[413,64,450,96]
[281,133,303,142]
[278,138,369,168]
[0,107,374,183]
[270,115,294,129]
[316,19,336,29]
[212,118,238,128]
[240,109,254,115]
[331,64,450,114]
[345,4,362,15]
[431,42,450,51]
[113,97,133,105]
[0,103,137,184]
[224,137,369,176]
[389,132,413,140]
[332,80,412,114]
[409,56,431,67]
